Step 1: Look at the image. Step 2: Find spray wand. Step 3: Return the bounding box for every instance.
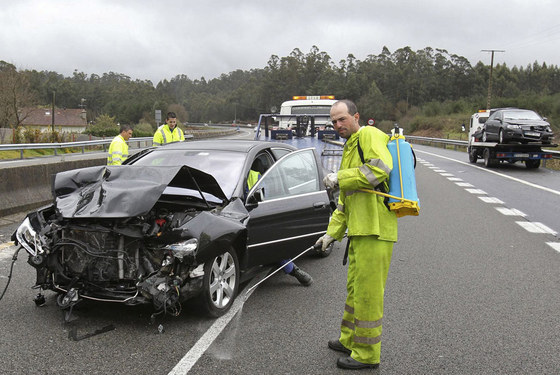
[243,243,321,300]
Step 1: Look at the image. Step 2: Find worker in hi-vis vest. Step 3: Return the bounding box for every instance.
[107,124,133,165]
[153,111,185,146]
[316,99,398,370]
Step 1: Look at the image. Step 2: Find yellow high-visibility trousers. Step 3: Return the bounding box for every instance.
[339,235,393,364]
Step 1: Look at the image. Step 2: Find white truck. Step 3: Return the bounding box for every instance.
[467,109,557,169]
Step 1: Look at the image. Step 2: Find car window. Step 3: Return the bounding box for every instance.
[252,149,320,201]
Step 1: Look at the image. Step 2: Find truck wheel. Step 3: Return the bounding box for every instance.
[468,147,478,163]
[483,148,495,168]
[525,159,540,169]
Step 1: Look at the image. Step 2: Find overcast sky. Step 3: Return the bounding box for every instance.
[2,0,559,85]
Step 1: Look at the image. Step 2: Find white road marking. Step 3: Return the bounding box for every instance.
[447,177,463,181]
[416,149,560,196]
[168,270,269,375]
[433,169,446,172]
[478,197,504,204]
[440,173,454,177]
[428,166,438,169]
[547,242,560,253]
[516,221,557,235]
[455,182,474,187]
[465,188,487,195]
[495,207,527,217]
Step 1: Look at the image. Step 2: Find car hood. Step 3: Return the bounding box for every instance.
[53,165,227,218]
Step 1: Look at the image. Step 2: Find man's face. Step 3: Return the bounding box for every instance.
[122,129,133,140]
[167,117,177,129]
[330,103,360,139]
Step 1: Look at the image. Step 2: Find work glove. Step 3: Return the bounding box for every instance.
[315,234,335,252]
[323,172,338,190]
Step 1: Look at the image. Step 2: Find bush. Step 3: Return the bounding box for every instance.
[133,122,155,137]
[85,114,119,137]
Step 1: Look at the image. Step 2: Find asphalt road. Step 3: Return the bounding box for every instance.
[1,141,559,374]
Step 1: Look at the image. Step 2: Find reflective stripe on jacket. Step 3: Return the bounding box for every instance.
[327,126,398,242]
[152,124,185,146]
[107,135,129,165]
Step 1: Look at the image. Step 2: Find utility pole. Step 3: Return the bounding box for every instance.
[481,49,505,110]
[51,91,56,142]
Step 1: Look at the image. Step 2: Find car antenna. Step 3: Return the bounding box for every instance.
[184,166,211,208]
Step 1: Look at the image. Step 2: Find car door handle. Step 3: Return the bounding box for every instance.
[313,202,327,209]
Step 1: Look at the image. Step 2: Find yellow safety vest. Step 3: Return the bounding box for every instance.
[153,124,185,146]
[107,135,129,165]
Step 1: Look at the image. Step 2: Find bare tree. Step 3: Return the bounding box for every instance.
[0,61,35,130]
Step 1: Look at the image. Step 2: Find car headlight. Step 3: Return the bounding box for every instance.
[165,238,198,261]
[15,217,43,256]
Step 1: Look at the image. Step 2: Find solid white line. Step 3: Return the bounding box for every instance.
[546,242,560,253]
[516,221,557,235]
[495,207,527,217]
[416,149,560,196]
[167,270,269,375]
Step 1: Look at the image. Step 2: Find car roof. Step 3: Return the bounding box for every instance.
[153,139,297,153]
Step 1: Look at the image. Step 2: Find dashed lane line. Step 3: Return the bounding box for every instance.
[516,221,557,235]
[478,197,504,204]
[547,242,560,253]
[416,149,560,197]
[495,207,527,217]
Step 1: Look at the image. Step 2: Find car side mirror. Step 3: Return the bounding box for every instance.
[246,188,264,208]
[543,117,548,121]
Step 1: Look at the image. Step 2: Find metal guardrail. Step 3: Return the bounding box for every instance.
[0,135,194,160]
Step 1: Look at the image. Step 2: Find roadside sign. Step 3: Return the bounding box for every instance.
[367,118,375,126]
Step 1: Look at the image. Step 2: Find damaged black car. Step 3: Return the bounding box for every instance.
[13,140,334,318]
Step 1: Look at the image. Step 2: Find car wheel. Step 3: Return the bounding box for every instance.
[498,129,505,144]
[482,131,488,142]
[197,248,239,318]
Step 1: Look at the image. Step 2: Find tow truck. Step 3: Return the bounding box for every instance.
[467,110,557,169]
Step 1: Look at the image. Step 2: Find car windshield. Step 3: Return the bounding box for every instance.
[130,149,246,198]
[503,110,541,121]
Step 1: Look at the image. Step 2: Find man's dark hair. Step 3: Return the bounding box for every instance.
[120,124,132,133]
[334,99,358,115]
[167,112,177,119]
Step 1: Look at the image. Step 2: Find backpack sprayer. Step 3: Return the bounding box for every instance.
[360,125,420,218]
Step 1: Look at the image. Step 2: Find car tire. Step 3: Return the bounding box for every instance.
[197,248,239,318]
[482,131,488,142]
[498,129,505,144]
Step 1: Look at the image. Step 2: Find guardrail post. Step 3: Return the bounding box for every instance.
[20,149,24,159]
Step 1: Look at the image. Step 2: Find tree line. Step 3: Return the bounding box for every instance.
[1,45,560,136]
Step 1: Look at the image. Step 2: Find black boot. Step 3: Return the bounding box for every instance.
[289,265,313,286]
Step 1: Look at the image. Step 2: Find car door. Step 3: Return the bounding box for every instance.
[244,148,331,267]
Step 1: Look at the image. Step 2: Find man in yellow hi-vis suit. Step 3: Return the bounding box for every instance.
[316,99,397,370]
[107,124,133,165]
[153,112,185,146]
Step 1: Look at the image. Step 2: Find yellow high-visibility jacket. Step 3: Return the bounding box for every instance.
[153,124,185,146]
[107,135,129,166]
[327,126,398,242]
